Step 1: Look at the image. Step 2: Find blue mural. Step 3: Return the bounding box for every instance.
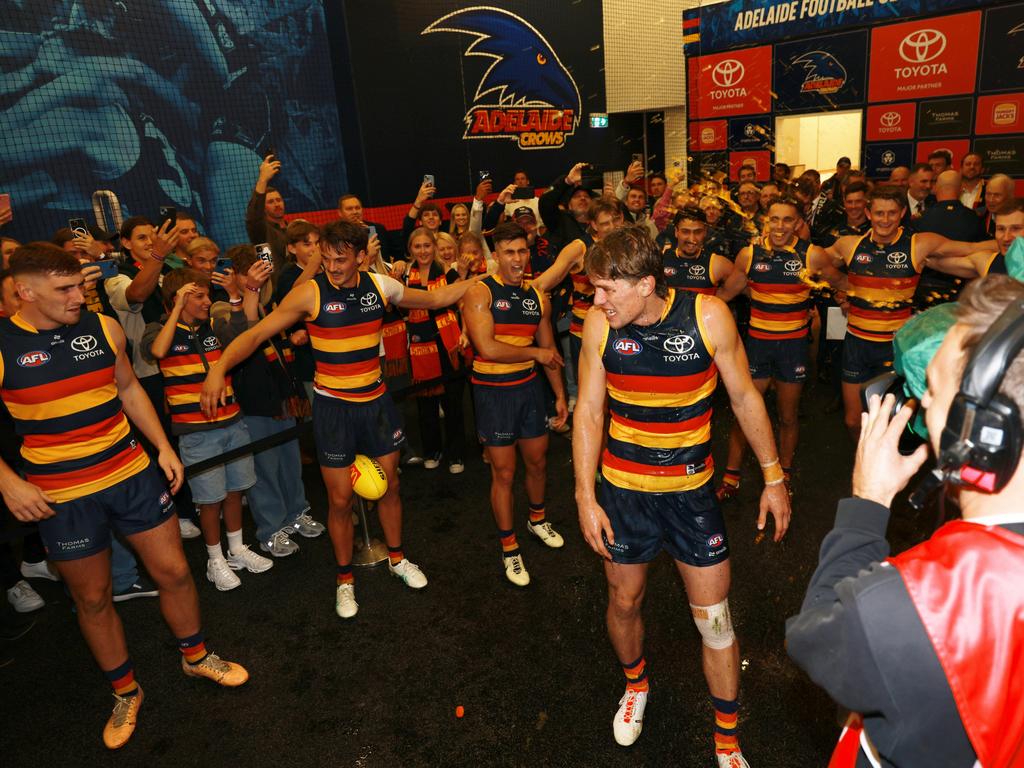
[0,0,345,246]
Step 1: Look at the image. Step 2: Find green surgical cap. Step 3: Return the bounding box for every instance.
[893,302,959,439]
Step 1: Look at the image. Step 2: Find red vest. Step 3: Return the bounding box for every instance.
[832,521,1024,767]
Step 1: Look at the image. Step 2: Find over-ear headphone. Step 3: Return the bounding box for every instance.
[938,301,1024,493]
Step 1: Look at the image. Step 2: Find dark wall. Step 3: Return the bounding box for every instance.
[0,1,346,245]
[332,0,644,206]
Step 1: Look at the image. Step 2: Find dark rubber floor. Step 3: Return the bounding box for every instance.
[0,373,937,766]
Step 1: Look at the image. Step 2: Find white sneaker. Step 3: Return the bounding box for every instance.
[503,554,530,587]
[178,519,202,539]
[206,559,241,591]
[568,396,577,413]
[335,584,358,618]
[716,751,750,768]
[448,459,465,474]
[423,453,442,470]
[226,546,274,574]
[613,688,648,746]
[388,558,428,589]
[19,560,59,582]
[260,530,299,558]
[6,580,44,612]
[286,513,325,538]
[528,521,565,548]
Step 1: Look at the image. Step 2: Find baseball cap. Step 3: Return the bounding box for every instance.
[512,206,536,220]
[88,225,118,242]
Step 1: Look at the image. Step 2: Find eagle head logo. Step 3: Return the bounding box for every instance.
[792,51,848,96]
[423,7,582,150]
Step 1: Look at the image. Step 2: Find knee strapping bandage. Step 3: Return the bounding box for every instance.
[690,599,735,650]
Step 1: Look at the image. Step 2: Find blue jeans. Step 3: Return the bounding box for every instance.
[111,538,139,593]
[243,415,311,543]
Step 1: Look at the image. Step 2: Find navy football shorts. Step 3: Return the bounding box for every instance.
[312,392,406,468]
[473,376,547,447]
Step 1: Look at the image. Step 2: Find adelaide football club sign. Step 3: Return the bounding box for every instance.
[868,11,981,103]
[422,7,581,150]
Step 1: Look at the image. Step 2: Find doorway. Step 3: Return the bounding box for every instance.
[775,109,862,180]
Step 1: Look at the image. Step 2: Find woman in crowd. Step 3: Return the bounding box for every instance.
[449,203,471,239]
[403,228,467,473]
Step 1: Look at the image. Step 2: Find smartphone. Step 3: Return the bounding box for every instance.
[368,225,377,239]
[255,243,274,269]
[68,217,89,238]
[478,170,491,182]
[265,145,276,161]
[95,259,119,279]
[215,256,233,274]
[158,206,176,232]
[423,174,435,187]
[0,193,10,215]
[511,187,534,200]
[632,153,644,164]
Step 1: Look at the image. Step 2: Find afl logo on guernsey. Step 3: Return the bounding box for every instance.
[663,334,695,355]
[753,262,771,272]
[17,351,51,367]
[494,299,512,311]
[887,252,908,267]
[855,253,873,265]
[707,534,724,548]
[664,266,677,276]
[613,338,642,356]
[323,302,347,313]
[172,343,190,353]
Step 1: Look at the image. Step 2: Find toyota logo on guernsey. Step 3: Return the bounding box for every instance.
[689,264,706,277]
[522,298,538,312]
[360,293,380,312]
[323,302,347,313]
[709,59,746,100]
[659,335,700,360]
[880,111,902,128]
[895,29,947,79]
[613,338,642,356]
[70,335,97,353]
[17,350,51,367]
[71,334,104,361]
[785,259,803,273]
[888,252,909,268]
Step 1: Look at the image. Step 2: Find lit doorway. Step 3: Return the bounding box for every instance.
[775,109,862,181]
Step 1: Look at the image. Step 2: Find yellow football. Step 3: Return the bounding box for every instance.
[349,454,387,500]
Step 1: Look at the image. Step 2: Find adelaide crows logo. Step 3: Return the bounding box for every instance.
[791,51,847,96]
[422,7,581,150]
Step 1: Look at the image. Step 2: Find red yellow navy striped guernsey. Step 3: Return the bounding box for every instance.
[306,270,403,402]
[0,310,150,503]
[158,322,241,434]
[845,228,922,343]
[472,275,545,387]
[568,234,595,338]
[600,288,718,493]
[745,239,812,340]
[662,248,718,295]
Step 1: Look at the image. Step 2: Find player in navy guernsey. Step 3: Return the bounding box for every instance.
[811,186,993,441]
[573,227,790,766]
[715,198,847,500]
[201,221,479,620]
[0,244,247,750]
[661,208,734,295]
[464,222,568,588]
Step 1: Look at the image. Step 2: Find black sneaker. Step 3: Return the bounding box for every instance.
[112,577,159,603]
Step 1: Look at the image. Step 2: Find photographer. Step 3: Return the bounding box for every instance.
[786,274,1024,767]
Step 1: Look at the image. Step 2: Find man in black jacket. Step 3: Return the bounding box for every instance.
[538,162,596,253]
[786,274,1024,767]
